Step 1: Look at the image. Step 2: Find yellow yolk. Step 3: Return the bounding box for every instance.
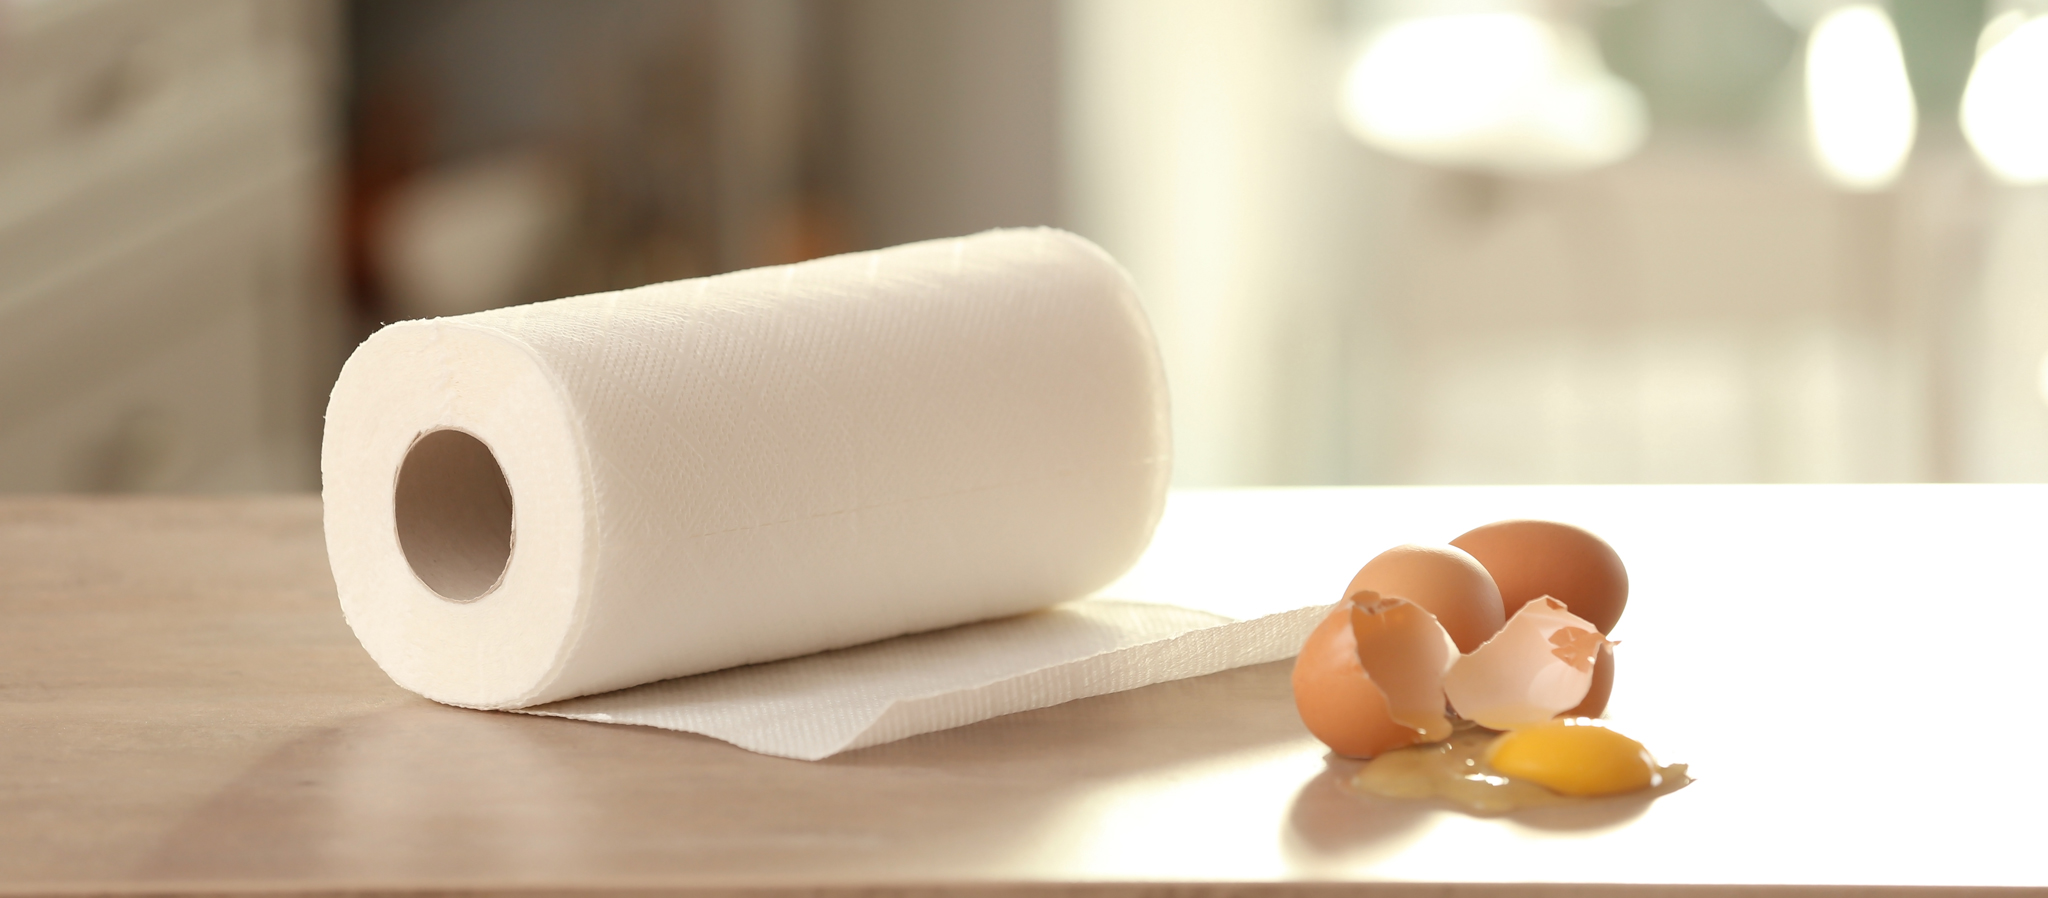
[1484,717,1658,797]
[1350,719,1685,813]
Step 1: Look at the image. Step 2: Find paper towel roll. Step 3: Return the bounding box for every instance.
[323,228,1171,710]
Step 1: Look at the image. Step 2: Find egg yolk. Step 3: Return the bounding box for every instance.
[1485,718,1658,797]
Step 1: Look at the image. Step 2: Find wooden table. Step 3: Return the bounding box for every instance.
[4,488,2045,897]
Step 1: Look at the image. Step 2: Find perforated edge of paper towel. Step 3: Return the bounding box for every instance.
[515,600,1328,760]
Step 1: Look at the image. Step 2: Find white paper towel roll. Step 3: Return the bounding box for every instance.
[323,228,1172,711]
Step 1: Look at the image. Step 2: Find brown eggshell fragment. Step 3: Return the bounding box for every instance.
[1452,519,1629,634]
[1349,594,1459,743]
[1292,598,1435,758]
[1344,544,1506,653]
[1564,640,1615,718]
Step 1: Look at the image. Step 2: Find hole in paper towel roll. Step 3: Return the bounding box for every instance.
[394,428,514,602]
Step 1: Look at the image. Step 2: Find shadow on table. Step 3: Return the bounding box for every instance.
[135,661,1323,882]
[1282,756,1434,870]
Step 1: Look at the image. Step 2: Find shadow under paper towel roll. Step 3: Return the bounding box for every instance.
[321,228,1171,710]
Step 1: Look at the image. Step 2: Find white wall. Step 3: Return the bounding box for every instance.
[1061,1,2008,486]
[1063,0,1395,486]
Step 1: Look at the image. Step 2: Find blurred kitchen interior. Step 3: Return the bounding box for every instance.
[4,0,2047,492]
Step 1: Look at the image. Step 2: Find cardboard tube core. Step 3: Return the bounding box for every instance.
[394,428,514,602]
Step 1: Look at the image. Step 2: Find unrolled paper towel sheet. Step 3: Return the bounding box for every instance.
[519,541,1333,759]
[323,228,1331,760]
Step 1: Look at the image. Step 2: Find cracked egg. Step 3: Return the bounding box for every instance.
[1292,521,1686,810]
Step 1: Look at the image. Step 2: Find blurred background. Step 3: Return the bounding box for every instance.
[3,0,2047,492]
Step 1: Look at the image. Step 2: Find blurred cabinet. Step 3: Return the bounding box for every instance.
[0,0,339,491]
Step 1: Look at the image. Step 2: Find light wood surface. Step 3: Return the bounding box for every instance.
[3,490,2044,898]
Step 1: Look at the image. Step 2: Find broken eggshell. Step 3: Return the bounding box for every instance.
[1350,594,1459,742]
[1565,640,1614,718]
[1291,592,1459,758]
[1295,537,1626,759]
[1442,597,1614,731]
